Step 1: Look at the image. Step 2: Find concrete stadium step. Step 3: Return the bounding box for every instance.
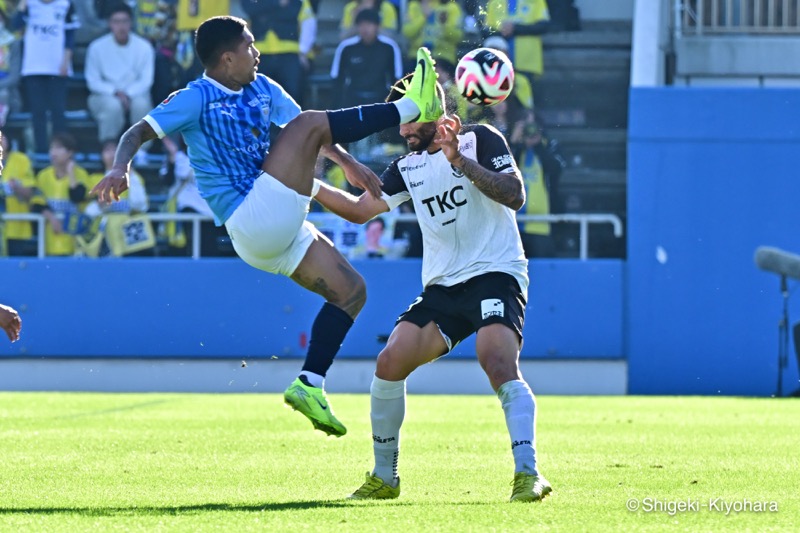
[548,127,627,171]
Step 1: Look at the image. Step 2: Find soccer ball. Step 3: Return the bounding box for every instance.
[455,47,515,107]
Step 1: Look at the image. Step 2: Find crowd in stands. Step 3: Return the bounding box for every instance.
[0,0,575,259]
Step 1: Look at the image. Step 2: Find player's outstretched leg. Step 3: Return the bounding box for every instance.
[262,47,442,197]
[284,375,347,437]
[404,47,445,123]
[282,234,366,437]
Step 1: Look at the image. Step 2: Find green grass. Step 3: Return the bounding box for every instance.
[0,394,798,532]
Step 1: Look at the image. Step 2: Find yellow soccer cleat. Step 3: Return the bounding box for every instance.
[510,472,553,503]
[405,47,444,123]
[283,377,347,437]
[348,472,401,500]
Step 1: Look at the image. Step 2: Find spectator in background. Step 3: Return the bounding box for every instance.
[169,0,225,88]
[403,0,463,70]
[81,138,153,257]
[159,134,233,257]
[245,0,316,106]
[0,132,36,256]
[331,9,403,108]
[331,9,404,161]
[434,58,467,120]
[482,35,533,122]
[339,0,398,40]
[484,0,550,105]
[509,109,565,258]
[13,0,80,154]
[0,6,22,126]
[30,132,91,256]
[352,216,388,259]
[461,37,535,132]
[85,3,155,149]
[86,139,148,216]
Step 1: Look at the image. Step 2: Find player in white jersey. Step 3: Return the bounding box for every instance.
[313,75,552,502]
[91,17,444,438]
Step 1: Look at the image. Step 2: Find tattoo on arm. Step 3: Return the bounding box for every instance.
[453,155,525,210]
[114,122,157,169]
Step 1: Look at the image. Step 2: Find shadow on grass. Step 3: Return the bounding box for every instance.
[0,499,495,515]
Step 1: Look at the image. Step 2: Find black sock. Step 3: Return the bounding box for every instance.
[302,302,355,377]
[326,103,401,145]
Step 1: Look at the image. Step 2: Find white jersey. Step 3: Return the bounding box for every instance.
[20,0,79,76]
[380,124,529,296]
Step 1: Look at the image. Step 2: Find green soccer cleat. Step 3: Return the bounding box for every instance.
[283,377,347,437]
[405,47,444,123]
[510,472,552,503]
[348,472,401,500]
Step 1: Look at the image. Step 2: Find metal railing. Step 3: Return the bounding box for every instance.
[678,0,800,34]
[1,212,624,261]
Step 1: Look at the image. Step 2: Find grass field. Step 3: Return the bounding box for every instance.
[0,393,798,532]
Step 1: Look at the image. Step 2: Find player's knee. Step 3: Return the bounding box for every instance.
[348,272,367,314]
[375,346,412,381]
[479,353,519,384]
[294,110,328,136]
[328,269,366,318]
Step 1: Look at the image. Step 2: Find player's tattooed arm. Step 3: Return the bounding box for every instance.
[113,120,159,170]
[452,155,526,210]
[92,120,159,203]
[437,116,525,210]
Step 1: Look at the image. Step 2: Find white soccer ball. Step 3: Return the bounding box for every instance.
[455,47,515,107]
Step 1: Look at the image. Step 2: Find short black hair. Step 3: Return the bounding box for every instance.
[195,16,249,68]
[105,2,133,20]
[355,8,381,26]
[386,73,447,113]
[50,132,78,153]
[100,139,118,151]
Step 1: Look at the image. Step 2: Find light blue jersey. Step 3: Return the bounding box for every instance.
[144,73,301,224]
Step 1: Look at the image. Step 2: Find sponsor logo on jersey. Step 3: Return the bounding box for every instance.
[420,185,467,217]
[399,162,426,173]
[491,154,513,169]
[161,91,179,105]
[481,298,505,319]
[409,179,424,188]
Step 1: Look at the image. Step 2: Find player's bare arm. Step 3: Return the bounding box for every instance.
[91,120,158,203]
[315,180,389,224]
[319,144,383,199]
[0,303,21,342]
[436,115,525,211]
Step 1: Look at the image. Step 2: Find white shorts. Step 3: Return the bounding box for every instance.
[224,171,317,276]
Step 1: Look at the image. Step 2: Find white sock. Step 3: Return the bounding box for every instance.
[394,98,420,124]
[300,371,324,389]
[497,379,538,475]
[370,375,405,484]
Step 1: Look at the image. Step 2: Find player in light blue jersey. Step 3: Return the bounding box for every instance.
[92,16,444,438]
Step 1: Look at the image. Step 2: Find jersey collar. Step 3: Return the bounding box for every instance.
[203,73,244,95]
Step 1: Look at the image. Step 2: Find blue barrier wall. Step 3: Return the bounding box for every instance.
[628,87,800,396]
[0,258,624,360]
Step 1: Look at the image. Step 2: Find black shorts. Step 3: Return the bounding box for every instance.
[397,272,526,350]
